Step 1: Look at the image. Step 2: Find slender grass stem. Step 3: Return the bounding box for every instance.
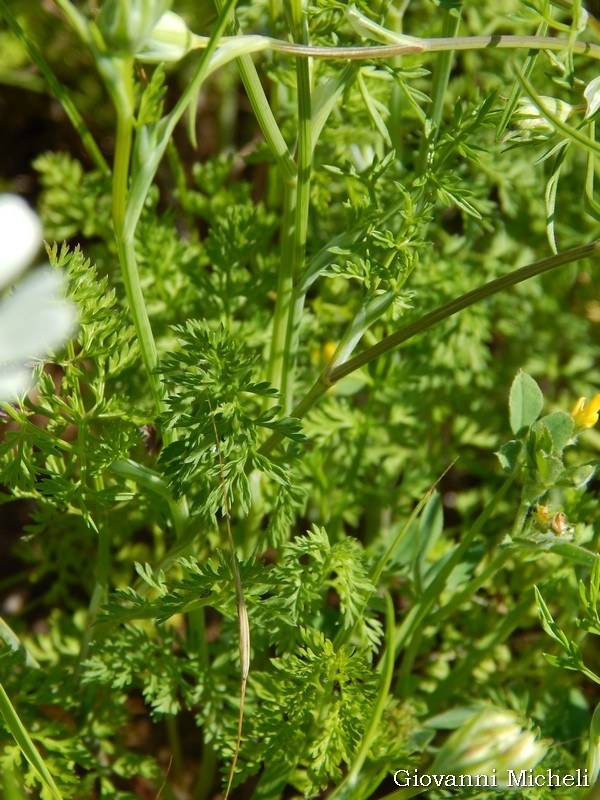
[268,179,297,396]
[214,0,296,180]
[267,0,312,409]
[260,239,600,455]
[416,4,462,174]
[190,33,600,62]
[0,0,108,174]
[0,684,64,800]
[280,62,311,410]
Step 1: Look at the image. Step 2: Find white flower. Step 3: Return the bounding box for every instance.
[136,11,195,63]
[0,194,43,286]
[584,76,600,120]
[430,708,549,784]
[0,194,77,401]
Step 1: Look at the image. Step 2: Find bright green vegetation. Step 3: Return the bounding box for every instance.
[1,1,600,798]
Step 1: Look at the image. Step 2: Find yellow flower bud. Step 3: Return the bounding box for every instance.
[571,395,600,428]
[322,341,337,363]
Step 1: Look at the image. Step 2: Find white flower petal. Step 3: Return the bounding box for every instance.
[0,194,43,288]
[0,364,32,400]
[0,269,78,363]
[585,76,600,119]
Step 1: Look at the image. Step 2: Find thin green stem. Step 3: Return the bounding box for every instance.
[52,0,91,45]
[76,520,110,678]
[190,33,600,62]
[431,549,513,626]
[116,236,162,411]
[102,55,163,414]
[214,0,296,180]
[497,15,548,139]
[260,239,600,455]
[165,716,184,781]
[268,179,297,397]
[416,4,462,174]
[0,684,63,800]
[192,746,218,800]
[125,0,240,234]
[0,0,108,174]
[266,0,313,410]
[330,239,600,382]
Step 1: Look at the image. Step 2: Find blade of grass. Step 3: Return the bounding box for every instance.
[0,683,63,800]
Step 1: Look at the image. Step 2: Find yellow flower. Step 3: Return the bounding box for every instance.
[571,395,600,428]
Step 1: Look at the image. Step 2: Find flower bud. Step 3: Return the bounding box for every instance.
[584,76,600,120]
[430,709,549,784]
[97,0,172,55]
[507,97,572,142]
[571,395,600,429]
[136,11,196,63]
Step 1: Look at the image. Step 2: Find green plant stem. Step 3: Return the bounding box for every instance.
[125,0,240,233]
[267,0,312,410]
[214,0,296,180]
[261,239,600,454]
[192,746,218,800]
[268,179,297,398]
[0,0,108,175]
[431,549,513,626]
[416,4,462,174]
[333,464,452,651]
[0,684,63,800]
[283,7,311,411]
[95,52,162,415]
[264,33,600,60]
[165,715,184,781]
[76,519,110,677]
[496,15,548,138]
[333,240,600,380]
[188,32,600,62]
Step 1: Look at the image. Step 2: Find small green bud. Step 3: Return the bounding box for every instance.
[430,709,549,785]
[136,11,195,63]
[504,97,572,143]
[97,0,172,55]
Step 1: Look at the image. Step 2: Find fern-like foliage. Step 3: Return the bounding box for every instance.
[159,321,304,525]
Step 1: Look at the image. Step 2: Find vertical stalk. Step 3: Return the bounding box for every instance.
[76,519,110,677]
[268,0,312,411]
[107,56,163,413]
[214,0,296,180]
[268,179,297,397]
[415,4,462,175]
